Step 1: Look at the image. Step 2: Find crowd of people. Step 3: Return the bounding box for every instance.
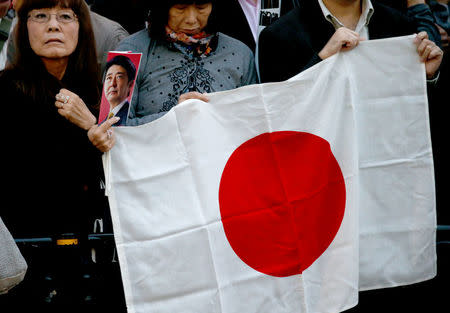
[0,0,448,312]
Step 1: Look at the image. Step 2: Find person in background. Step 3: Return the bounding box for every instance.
[372,1,442,45]
[238,0,260,45]
[428,0,449,48]
[214,0,260,52]
[406,0,442,45]
[0,0,13,69]
[88,0,150,35]
[0,0,124,311]
[116,0,258,126]
[374,0,441,47]
[215,0,300,52]
[88,0,263,52]
[85,1,129,75]
[258,0,443,83]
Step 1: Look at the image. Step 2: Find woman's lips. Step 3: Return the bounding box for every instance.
[45,39,63,44]
[181,29,200,34]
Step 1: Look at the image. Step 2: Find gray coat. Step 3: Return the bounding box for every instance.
[116,29,258,126]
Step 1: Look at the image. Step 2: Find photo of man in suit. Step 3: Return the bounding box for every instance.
[103,54,136,126]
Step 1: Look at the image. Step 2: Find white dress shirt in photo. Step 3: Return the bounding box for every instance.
[109,98,128,118]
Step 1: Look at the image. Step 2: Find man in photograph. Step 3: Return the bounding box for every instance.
[103,55,136,126]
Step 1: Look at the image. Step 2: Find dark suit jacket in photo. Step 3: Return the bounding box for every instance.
[258,0,417,83]
[102,100,129,126]
[115,100,130,126]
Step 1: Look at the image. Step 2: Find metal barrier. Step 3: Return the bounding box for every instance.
[15,227,449,247]
[437,225,450,245]
[8,233,123,308]
[14,233,115,245]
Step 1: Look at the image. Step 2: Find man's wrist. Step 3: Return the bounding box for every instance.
[407,0,426,7]
[318,48,332,60]
[427,71,440,84]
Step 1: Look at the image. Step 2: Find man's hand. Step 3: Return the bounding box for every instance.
[406,0,426,7]
[318,27,365,60]
[414,31,444,79]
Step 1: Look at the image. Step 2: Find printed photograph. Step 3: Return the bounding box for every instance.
[98,52,142,126]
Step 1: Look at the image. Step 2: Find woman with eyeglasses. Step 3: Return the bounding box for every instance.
[0,0,124,311]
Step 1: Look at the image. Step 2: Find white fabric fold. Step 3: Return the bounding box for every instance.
[105,35,435,313]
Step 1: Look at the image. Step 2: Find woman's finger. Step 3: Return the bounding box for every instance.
[179,92,209,104]
[100,116,120,131]
[55,100,65,109]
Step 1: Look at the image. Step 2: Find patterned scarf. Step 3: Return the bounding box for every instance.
[165,25,217,58]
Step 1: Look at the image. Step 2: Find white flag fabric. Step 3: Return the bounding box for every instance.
[104,36,436,313]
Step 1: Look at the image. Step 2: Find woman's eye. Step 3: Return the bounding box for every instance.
[172,5,188,10]
[35,13,48,19]
[58,13,74,21]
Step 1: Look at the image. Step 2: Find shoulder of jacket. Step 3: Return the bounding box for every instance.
[217,33,253,54]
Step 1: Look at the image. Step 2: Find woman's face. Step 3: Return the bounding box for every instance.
[27,6,79,61]
[168,3,212,35]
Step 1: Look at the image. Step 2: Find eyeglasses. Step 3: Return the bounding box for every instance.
[27,11,78,24]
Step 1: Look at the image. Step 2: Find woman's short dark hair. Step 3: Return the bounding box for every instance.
[105,55,137,83]
[148,0,218,40]
[11,0,100,106]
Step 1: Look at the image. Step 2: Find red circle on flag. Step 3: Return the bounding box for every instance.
[219,131,346,277]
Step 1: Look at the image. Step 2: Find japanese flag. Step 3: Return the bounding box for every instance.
[104,36,436,313]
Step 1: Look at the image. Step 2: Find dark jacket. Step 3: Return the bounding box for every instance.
[215,0,300,52]
[258,0,417,83]
[215,0,257,52]
[0,69,108,239]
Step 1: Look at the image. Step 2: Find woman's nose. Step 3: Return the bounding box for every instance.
[47,15,61,31]
[184,7,197,24]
